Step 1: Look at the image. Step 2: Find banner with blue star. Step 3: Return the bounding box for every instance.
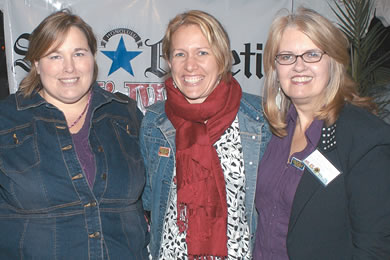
[101,36,142,76]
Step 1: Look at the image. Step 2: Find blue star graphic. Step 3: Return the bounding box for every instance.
[101,36,142,76]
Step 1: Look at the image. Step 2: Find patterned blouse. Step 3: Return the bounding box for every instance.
[159,117,252,259]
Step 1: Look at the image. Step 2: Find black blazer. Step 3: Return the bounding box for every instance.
[287,104,390,259]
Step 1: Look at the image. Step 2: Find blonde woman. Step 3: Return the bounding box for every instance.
[254,7,390,259]
[141,10,271,259]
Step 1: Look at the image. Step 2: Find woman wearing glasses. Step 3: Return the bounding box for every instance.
[253,7,390,259]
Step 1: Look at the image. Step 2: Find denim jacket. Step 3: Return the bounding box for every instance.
[140,92,271,259]
[0,84,149,259]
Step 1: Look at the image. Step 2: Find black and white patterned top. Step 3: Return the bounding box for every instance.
[159,117,252,259]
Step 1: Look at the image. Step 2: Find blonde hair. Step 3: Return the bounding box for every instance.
[263,7,375,137]
[19,9,98,96]
[162,10,232,82]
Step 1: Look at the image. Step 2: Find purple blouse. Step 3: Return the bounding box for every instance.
[72,98,96,188]
[254,106,323,260]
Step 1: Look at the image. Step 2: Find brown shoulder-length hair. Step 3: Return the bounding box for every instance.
[263,7,376,137]
[162,10,232,83]
[19,9,98,96]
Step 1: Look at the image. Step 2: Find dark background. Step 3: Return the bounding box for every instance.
[0,11,9,99]
[370,17,390,69]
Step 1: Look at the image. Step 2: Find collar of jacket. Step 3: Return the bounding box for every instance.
[145,92,267,134]
[318,123,337,152]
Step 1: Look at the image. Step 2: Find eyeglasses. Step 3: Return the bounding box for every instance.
[275,51,326,65]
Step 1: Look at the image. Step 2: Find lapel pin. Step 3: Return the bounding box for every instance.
[158,146,171,157]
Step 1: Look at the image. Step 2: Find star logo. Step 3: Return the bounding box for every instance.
[101,36,142,76]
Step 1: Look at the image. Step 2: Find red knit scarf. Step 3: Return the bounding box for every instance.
[165,74,242,259]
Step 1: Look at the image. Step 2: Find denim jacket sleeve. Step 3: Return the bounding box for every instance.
[140,116,152,212]
[238,92,271,248]
[140,101,178,259]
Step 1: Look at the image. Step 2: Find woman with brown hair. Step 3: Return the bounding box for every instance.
[0,9,149,259]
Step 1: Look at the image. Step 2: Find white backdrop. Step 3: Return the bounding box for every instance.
[0,0,387,112]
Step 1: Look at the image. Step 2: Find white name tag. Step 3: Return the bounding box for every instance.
[303,149,341,186]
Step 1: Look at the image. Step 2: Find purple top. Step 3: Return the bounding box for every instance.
[72,97,96,188]
[254,106,323,259]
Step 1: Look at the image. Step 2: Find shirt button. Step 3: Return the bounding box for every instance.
[98,146,104,152]
[61,145,72,151]
[256,116,260,120]
[252,136,256,140]
[55,125,67,130]
[249,161,253,165]
[71,173,83,180]
[102,173,107,180]
[88,232,100,238]
[84,201,97,208]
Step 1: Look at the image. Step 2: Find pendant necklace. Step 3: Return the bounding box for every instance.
[68,91,92,129]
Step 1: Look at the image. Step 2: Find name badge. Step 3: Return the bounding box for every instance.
[158,146,171,157]
[303,149,341,186]
[290,157,305,171]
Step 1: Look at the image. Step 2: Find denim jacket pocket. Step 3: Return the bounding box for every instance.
[111,118,141,160]
[109,118,145,200]
[0,124,40,175]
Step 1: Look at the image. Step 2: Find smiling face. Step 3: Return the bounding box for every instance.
[276,27,330,110]
[35,26,94,107]
[168,24,221,104]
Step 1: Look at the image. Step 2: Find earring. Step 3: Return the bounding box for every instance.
[275,87,282,110]
[216,76,221,86]
[173,80,178,89]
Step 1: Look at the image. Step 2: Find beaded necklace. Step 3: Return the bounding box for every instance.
[68,91,92,129]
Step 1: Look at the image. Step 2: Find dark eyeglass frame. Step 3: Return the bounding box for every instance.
[275,51,327,65]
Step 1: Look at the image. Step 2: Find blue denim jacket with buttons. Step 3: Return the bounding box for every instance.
[0,84,149,259]
[140,92,271,259]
